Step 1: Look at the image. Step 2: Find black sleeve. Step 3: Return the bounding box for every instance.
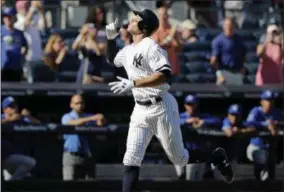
[106,39,119,64]
[160,69,172,85]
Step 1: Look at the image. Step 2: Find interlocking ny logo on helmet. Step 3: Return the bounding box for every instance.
[133,9,159,36]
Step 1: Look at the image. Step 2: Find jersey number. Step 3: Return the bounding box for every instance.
[133,54,143,68]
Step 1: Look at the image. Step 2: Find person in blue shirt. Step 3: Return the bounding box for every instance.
[1,7,28,82]
[61,94,106,180]
[210,17,247,85]
[175,95,221,181]
[180,94,221,129]
[218,104,255,179]
[246,90,283,181]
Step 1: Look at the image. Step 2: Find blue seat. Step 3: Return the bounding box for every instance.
[245,42,257,52]
[185,62,207,73]
[185,73,216,83]
[237,31,256,41]
[242,17,259,29]
[253,30,265,40]
[247,52,259,63]
[51,28,79,39]
[183,42,211,52]
[246,62,259,74]
[246,75,256,84]
[182,52,209,62]
[197,28,220,41]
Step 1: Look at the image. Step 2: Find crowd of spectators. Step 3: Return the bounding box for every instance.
[1,0,283,85]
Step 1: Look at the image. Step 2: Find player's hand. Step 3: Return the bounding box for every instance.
[108,76,134,95]
[106,18,119,40]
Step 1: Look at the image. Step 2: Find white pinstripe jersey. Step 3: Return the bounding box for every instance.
[114,37,171,101]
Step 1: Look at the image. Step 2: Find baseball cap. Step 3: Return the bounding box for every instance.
[2,7,17,17]
[2,96,16,109]
[228,104,242,115]
[184,95,198,104]
[260,90,277,100]
[267,24,280,33]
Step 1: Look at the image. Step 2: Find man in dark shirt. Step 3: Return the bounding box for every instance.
[210,17,247,85]
[1,7,28,82]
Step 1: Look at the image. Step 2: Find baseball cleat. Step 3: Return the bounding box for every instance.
[211,147,234,184]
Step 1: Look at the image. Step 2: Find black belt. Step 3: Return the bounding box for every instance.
[136,96,162,106]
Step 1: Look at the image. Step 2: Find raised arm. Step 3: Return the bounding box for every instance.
[106,18,121,65]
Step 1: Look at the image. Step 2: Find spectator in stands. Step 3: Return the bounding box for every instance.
[1,96,41,125]
[72,22,105,84]
[152,4,182,76]
[43,33,69,72]
[61,94,106,180]
[255,25,283,86]
[210,17,247,85]
[14,0,46,62]
[2,139,36,181]
[181,19,199,44]
[85,6,107,52]
[175,95,221,181]
[1,7,28,82]
[246,90,283,181]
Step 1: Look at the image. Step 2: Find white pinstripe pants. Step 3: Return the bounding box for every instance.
[123,92,189,167]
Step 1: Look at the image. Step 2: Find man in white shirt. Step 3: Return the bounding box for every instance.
[14,1,46,61]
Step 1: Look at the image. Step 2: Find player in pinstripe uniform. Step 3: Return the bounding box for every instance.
[106,9,234,192]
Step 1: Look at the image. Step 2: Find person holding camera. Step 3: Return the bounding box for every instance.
[14,1,47,62]
[72,23,104,84]
[255,24,283,86]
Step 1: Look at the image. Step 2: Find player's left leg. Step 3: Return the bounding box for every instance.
[155,93,234,183]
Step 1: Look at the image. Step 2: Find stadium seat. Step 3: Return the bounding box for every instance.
[242,17,259,29]
[247,52,259,63]
[183,42,211,52]
[237,31,256,41]
[185,61,207,73]
[246,62,259,74]
[182,52,209,62]
[253,30,265,40]
[196,28,220,41]
[246,75,256,84]
[185,73,216,83]
[50,28,79,39]
[26,60,56,83]
[245,42,257,52]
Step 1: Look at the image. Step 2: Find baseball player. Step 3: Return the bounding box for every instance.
[106,9,233,192]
